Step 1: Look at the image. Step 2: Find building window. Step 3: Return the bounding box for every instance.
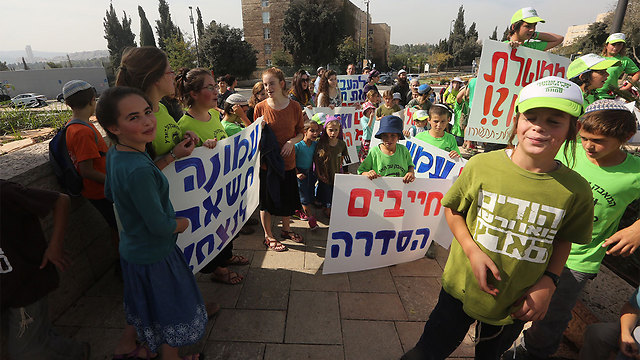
[263,28,270,40]
[265,44,272,55]
[262,11,270,24]
[266,59,272,67]
[261,0,269,6]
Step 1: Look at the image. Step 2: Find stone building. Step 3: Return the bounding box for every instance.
[563,12,611,46]
[240,0,390,69]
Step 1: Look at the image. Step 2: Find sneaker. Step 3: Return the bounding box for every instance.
[308,216,318,230]
[294,210,308,221]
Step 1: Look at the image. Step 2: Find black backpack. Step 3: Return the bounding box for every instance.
[49,119,104,196]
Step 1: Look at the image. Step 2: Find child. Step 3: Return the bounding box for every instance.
[405,109,430,138]
[415,104,461,159]
[376,90,403,119]
[363,69,380,96]
[402,76,594,360]
[222,93,251,136]
[366,89,381,107]
[392,92,404,109]
[406,84,432,111]
[358,115,415,183]
[96,86,206,360]
[506,99,640,360]
[358,101,377,162]
[254,67,305,251]
[175,68,249,285]
[567,53,620,108]
[314,117,349,218]
[442,77,464,107]
[62,80,118,238]
[506,7,564,51]
[1,181,90,360]
[595,33,640,100]
[294,120,321,229]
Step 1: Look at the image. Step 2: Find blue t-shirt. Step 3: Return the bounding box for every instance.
[104,148,177,264]
[361,116,374,141]
[294,140,317,170]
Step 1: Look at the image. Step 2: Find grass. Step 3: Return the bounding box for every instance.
[0,105,71,137]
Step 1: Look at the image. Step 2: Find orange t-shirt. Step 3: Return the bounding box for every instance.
[65,120,109,200]
[253,99,304,170]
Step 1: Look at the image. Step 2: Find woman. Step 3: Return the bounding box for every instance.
[289,69,314,108]
[362,69,380,97]
[317,70,342,108]
[247,81,266,122]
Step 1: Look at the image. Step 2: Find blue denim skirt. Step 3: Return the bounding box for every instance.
[121,246,207,352]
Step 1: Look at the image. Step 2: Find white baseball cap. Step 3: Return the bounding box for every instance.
[515,76,584,117]
[511,7,545,25]
[606,33,626,44]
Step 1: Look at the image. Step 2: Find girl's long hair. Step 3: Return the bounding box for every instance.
[116,46,168,93]
[175,67,212,107]
[290,69,311,105]
[262,67,288,97]
[317,70,337,107]
[249,81,264,108]
[314,118,343,173]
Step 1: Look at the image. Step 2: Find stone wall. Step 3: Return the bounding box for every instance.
[0,132,117,320]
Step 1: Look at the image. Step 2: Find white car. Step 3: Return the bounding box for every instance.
[11,93,47,107]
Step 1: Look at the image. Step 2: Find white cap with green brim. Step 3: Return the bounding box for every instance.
[606,33,626,44]
[515,76,584,118]
[414,110,429,120]
[567,53,620,79]
[511,7,545,25]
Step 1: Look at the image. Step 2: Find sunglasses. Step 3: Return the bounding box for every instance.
[301,78,309,82]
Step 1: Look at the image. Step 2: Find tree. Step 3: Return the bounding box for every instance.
[200,21,257,78]
[104,3,137,71]
[196,7,205,40]
[0,61,9,71]
[490,26,498,41]
[501,26,510,42]
[282,0,345,67]
[164,34,197,70]
[428,52,452,73]
[138,6,156,47]
[21,57,29,70]
[156,0,181,50]
[46,61,62,68]
[337,36,363,70]
[272,50,293,67]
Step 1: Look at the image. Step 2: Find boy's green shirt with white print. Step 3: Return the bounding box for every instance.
[441,150,593,325]
[357,144,413,177]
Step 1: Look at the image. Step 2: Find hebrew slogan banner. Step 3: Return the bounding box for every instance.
[337,74,367,106]
[323,175,454,274]
[164,120,262,273]
[466,40,570,144]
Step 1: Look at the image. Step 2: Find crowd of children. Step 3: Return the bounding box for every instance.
[4,5,640,360]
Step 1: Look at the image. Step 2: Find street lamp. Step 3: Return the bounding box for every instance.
[189,6,200,67]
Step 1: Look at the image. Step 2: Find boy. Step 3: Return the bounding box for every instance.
[392,92,404,109]
[407,84,432,111]
[415,104,460,159]
[376,90,402,119]
[358,115,415,184]
[63,80,118,235]
[404,109,430,138]
[1,180,90,359]
[505,99,640,360]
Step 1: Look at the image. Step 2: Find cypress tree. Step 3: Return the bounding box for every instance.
[156,0,179,50]
[103,3,137,70]
[138,6,156,47]
[196,7,205,40]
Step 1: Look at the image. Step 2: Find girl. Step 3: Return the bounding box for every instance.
[317,70,343,108]
[294,120,321,230]
[358,101,376,162]
[567,53,619,108]
[507,7,564,51]
[366,89,381,107]
[116,46,198,170]
[97,87,206,360]
[289,69,314,108]
[222,93,251,137]
[254,67,305,251]
[402,76,594,360]
[313,117,348,218]
[595,33,640,100]
[363,70,380,96]
[175,68,249,285]
[247,81,266,122]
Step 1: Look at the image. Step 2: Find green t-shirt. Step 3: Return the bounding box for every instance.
[177,109,227,147]
[559,145,640,274]
[594,55,640,99]
[407,98,431,111]
[376,104,403,118]
[443,88,459,106]
[357,143,414,177]
[503,39,548,51]
[452,100,467,137]
[441,150,593,325]
[152,103,182,156]
[221,120,244,137]
[415,131,460,155]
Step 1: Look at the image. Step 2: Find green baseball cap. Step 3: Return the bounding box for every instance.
[515,76,584,117]
[414,110,429,121]
[567,53,620,79]
[511,7,545,25]
[606,33,626,44]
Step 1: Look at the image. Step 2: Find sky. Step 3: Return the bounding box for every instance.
[1,0,618,55]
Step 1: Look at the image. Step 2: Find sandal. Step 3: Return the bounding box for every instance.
[281,230,303,243]
[210,268,243,285]
[113,343,157,360]
[224,254,250,266]
[264,236,287,252]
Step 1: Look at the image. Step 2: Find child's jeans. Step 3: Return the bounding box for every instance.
[403,288,525,360]
[296,168,317,206]
[316,180,334,208]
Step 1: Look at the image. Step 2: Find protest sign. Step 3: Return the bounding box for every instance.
[323,175,454,274]
[369,122,466,180]
[466,40,570,144]
[164,120,262,273]
[305,106,359,165]
[337,74,367,106]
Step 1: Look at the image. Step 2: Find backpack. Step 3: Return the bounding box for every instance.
[48,119,104,196]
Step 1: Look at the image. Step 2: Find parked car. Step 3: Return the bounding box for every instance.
[11,93,47,107]
[57,93,65,102]
[378,74,393,85]
[407,73,420,82]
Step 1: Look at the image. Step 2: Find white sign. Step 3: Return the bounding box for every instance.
[305,107,359,165]
[337,74,367,106]
[323,175,454,274]
[466,40,570,144]
[164,120,262,273]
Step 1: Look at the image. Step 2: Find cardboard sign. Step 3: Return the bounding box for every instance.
[323,175,454,274]
[305,107,359,165]
[338,74,367,106]
[466,40,570,144]
[164,120,262,273]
